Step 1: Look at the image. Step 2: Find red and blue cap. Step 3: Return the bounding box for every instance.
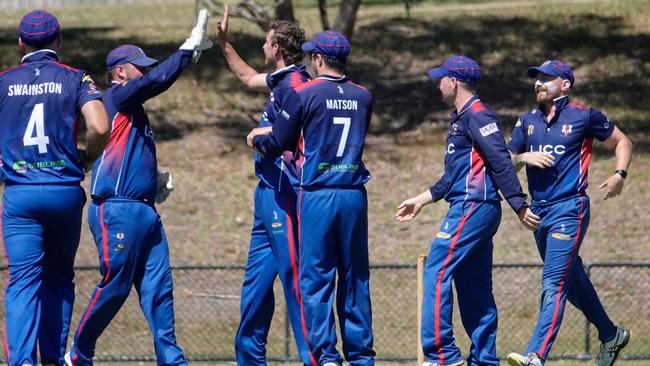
[106,44,159,70]
[528,60,574,86]
[428,55,482,85]
[301,31,350,61]
[18,10,60,47]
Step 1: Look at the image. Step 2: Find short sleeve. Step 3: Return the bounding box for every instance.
[507,117,526,153]
[587,109,615,142]
[77,73,102,108]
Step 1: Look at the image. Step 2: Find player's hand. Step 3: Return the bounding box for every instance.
[247,126,273,149]
[517,207,541,231]
[519,152,554,169]
[598,174,624,200]
[395,191,433,222]
[180,9,214,62]
[155,170,175,204]
[215,4,229,48]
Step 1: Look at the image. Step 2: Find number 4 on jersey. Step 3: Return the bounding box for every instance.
[23,103,50,154]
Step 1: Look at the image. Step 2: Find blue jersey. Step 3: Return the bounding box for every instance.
[507,96,614,203]
[254,74,372,188]
[254,64,310,190]
[430,96,527,212]
[0,50,102,185]
[91,50,191,203]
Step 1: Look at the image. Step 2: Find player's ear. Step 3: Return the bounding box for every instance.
[18,37,26,53]
[55,34,62,50]
[561,79,571,93]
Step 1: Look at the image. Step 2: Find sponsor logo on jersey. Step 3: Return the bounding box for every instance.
[515,119,522,127]
[281,110,290,120]
[479,122,498,137]
[318,162,359,172]
[337,86,344,94]
[436,232,452,239]
[12,159,66,173]
[561,124,573,137]
[551,232,571,240]
[116,232,125,240]
[272,222,282,228]
[530,144,566,155]
[527,125,535,136]
[326,99,358,110]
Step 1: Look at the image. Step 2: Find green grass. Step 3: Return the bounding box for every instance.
[0,0,648,362]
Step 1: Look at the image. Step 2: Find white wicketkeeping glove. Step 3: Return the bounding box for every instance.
[155,170,174,204]
[180,9,213,63]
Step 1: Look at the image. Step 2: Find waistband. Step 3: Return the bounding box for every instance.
[91,195,154,207]
[531,193,587,207]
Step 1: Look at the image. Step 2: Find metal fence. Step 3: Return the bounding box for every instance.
[0,263,647,362]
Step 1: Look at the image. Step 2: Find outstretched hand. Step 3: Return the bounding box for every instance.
[395,190,433,222]
[215,4,229,47]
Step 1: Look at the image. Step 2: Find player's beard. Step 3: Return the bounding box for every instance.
[535,82,560,104]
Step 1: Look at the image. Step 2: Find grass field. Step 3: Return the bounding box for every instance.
[0,0,648,362]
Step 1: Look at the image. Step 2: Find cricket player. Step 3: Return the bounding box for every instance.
[506,60,632,366]
[252,31,375,366]
[395,55,537,366]
[64,10,213,366]
[0,10,109,366]
[214,5,314,365]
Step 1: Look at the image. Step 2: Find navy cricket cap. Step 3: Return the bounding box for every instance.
[18,10,60,47]
[106,44,159,71]
[528,60,575,86]
[301,30,351,61]
[428,55,482,85]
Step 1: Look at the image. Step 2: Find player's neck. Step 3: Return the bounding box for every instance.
[542,102,556,121]
[454,91,475,113]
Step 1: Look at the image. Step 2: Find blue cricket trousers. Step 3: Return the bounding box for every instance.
[297,187,374,366]
[69,198,186,366]
[235,184,315,366]
[2,184,84,366]
[421,201,501,366]
[525,195,616,360]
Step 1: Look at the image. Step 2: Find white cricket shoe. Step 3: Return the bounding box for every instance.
[506,352,543,366]
[596,327,630,366]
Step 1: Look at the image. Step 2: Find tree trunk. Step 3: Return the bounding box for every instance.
[318,0,330,30]
[275,0,295,21]
[333,0,361,40]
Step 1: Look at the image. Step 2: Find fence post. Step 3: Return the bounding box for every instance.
[583,262,592,357]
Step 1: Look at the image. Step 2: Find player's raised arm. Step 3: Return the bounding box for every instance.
[216,4,269,90]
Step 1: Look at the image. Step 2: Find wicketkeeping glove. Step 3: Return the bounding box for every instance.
[155,170,175,204]
[180,9,213,63]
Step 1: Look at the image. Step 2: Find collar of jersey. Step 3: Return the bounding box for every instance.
[271,63,306,77]
[537,95,569,114]
[316,74,348,82]
[22,49,59,64]
[450,95,480,121]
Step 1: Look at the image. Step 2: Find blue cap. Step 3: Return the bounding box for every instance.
[18,10,60,47]
[428,55,482,85]
[301,31,350,61]
[106,44,159,70]
[528,60,574,86]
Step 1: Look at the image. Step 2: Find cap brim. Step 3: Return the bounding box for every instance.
[427,67,447,80]
[301,41,316,53]
[130,56,159,67]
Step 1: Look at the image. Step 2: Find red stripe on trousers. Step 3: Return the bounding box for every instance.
[286,194,317,365]
[434,202,475,364]
[538,197,584,357]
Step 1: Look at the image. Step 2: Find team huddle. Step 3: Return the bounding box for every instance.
[0,6,632,366]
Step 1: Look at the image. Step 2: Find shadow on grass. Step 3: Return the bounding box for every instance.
[0,12,648,148]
